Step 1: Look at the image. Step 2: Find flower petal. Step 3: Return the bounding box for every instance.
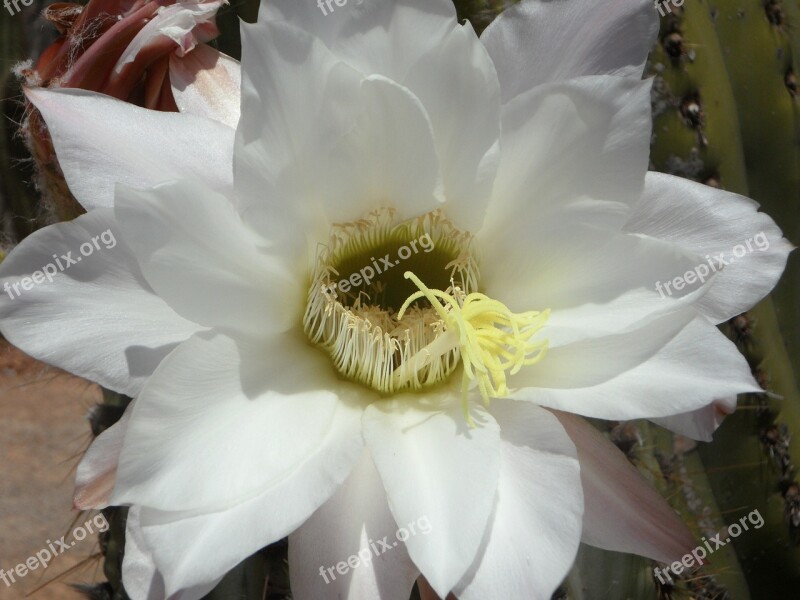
[455,401,582,600]
[320,74,444,222]
[123,507,218,600]
[261,0,458,83]
[624,172,794,323]
[510,310,761,420]
[553,411,695,563]
[234,18,361,250]
[257,1,497,229]
[0,209,201,397]
[650,396,738,442]
[483,225,712,346]
[114,0,223,74]
[479,76,660,328]
[403,21,500,231]
[481,75,652,239]
[114,179,301,337]
[363,396,501,597]
[170,44,241,128]
[289,451,420,600]
[25,87,234,211]
[131,398,363,596]
[112,331,366,512]
[74,405,132,510]
[481,0,659,102]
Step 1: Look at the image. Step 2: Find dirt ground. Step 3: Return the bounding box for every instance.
[0,339,102,599]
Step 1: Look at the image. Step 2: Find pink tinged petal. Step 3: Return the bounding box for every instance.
[321,75,445,222]
[123,507,218,600]
[134,401,363,596]
[624,172,794,323]
[112,332,366,513]
[74,405,132,510]
[114,0,224,73]
[114,179,301,336]
[509,309,761,420]
[289,451,420,600]
[0,209,202,397]
[260,0,458,83]
[553,411,696,563]
[651,396,738,442]
[61,1,164,92]
[170,44,241,127]
[455,401,582,600]
[362,396,502,598]
[403,21,501,231]
[24,87,234,211]
[481,0,659,102]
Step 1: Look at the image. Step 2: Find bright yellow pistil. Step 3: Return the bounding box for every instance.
[397,271,550,424]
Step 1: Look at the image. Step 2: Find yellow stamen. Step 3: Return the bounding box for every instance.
[397,271,549,424]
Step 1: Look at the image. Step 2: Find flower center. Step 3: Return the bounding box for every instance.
[303,208,550,421]
[303,208,478,394]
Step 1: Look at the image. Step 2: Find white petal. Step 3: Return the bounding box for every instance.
[234,18,361,250]
[261,0,457,83]
[363,396,501,597]
[482,224,712,345]
[114,0,224,73]
[624,172,794,322]
[74,405,132,510]
[455,401,582,600]
[650,396,737,442]
[123,507,168,600]
[170,44,241,127]
[112,331,366,512]
[481,76,652,240]
[123,507,218,600]
[479,77,657,324]
[554,411,695,563]
[403,21,500,230]
[114,179,301,337]
[320,75,444,222]
[289,451,420,600]
[25,87,234,211]
[510,310,761,420]
[0,209,201,397]
[481,0,658,102]
[133,401,363,596]
[256,1,496,229]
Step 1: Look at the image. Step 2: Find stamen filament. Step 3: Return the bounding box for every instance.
[397,271,549,424]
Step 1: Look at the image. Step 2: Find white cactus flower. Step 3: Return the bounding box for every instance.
[0,0,792,599]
